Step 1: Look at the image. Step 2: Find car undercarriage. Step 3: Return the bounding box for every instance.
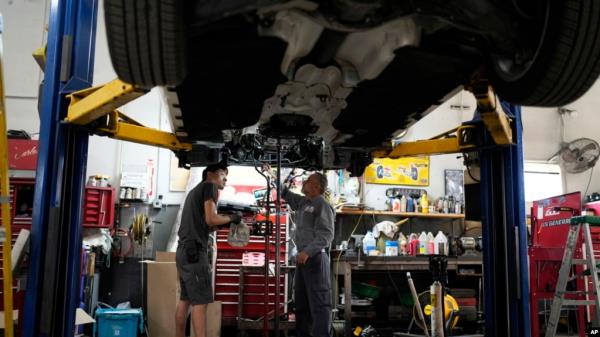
[105,0,600,175]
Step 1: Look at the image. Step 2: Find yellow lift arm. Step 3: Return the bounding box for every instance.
[67,78,510,162]
[372,125,479,158]
[466,80,513,146]
[65,79,192,152]
[374,80,513,159]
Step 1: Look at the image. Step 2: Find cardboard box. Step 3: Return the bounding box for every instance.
[147,252,221,337]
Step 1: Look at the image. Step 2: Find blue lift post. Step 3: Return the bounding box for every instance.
[480,103,531,337]
[22,1,531,336]
[22,0,98,336]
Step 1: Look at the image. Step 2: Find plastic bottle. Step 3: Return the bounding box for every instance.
[426,232,435,254]
[399,195,407,213]
[387,197,394,211]
[421,192,429,214]
[363,231,376,255]
[442,197,449,214]
[434,231,448,255]
[408,233,419,256]
[398,232,408,255]
[406,197,414,212]
[418,231,428,255]
[455,201,462,214]
[392,198,401,212]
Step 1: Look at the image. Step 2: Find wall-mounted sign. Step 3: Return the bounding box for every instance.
[8,139,38,170]
[365,157,430,186]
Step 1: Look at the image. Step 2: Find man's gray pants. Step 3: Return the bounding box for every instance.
[295,251,331,337]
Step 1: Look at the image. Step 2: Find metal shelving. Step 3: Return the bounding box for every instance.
[337,209,465,219]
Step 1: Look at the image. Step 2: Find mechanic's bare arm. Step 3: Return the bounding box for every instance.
[261,163,303,210]
[204,200,234,229]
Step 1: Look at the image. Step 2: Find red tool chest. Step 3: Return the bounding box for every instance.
[528,192,600,337]
[2,179,34,228]
[214,213,288,321]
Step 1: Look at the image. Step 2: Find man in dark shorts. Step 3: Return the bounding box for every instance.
[175,162,242,337]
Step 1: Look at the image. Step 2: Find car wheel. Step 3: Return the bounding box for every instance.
[104,0,187,87]
[490,0,600,106]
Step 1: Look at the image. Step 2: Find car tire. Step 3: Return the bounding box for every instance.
[104,0,187,87]
[491,0,600,106]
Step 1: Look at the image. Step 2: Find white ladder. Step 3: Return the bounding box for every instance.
[545,216,600,337]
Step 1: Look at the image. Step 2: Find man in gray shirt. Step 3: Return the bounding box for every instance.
[264,165,335,337]
[175,163,242,337]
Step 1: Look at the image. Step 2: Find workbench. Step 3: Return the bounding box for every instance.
[332,255,483,336]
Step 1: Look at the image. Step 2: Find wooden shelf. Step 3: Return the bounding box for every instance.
[336,209,464,219]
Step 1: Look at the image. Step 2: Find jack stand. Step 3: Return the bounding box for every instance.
[254,139,284,337]
[254,157,274,337]
[429,256,449,337]
[274,138,282,337]
[429,256,448,285]
[263,167,273,337]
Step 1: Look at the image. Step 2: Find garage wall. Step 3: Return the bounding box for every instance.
[363,90,475,210]
[1,0,187,205]
[522,80,600,198]
[1,0,49,137]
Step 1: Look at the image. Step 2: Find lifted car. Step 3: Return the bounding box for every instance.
[105,0,600,175]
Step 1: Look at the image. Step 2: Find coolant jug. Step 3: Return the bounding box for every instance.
[363,231,376,255]
[418,232,428,255]
[434,230,448,255]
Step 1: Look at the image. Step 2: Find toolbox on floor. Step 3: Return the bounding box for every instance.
[93,308,144,337]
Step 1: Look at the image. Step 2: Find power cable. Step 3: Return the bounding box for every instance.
[387,268,405,307]
[584,166,595,200]
[333,214,364,315]
[467,166,480,183]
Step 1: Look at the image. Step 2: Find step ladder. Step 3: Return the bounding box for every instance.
[545,216,600,337]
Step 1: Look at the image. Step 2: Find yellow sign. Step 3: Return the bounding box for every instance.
[365,157,430,186]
